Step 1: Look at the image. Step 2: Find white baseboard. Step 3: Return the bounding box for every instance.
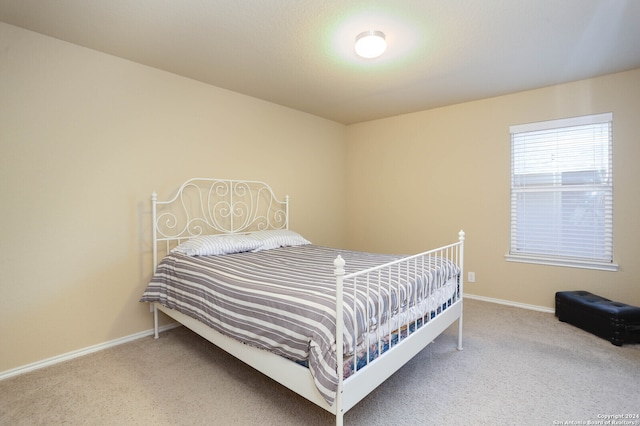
[0,323,181,381]
[464,293,555,314]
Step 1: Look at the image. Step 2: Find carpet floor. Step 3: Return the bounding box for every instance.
[1,299,638,425]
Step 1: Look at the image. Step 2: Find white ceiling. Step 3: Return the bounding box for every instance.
[1,0,639,124]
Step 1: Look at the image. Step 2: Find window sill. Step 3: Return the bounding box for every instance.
[505,254,619,272]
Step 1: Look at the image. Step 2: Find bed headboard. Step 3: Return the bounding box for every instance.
[152,178,289,267]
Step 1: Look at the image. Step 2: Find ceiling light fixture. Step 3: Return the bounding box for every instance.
[355,30,386,59]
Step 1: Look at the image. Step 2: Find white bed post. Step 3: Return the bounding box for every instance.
[457,230,465,351]
[153,304,159,339]
[152,192,158,275]
[285,195,290,229]
[333,255,345,426]
[151,192,160,340]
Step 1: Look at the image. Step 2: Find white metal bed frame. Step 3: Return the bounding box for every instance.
[149,178,465,426]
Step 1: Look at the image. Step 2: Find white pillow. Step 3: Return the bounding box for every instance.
[250,229,311,251]
[172,234,263,256]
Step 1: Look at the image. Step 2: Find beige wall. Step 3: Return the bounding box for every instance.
[345,68,640,310]
[0,23,346,372]
[2,20,639,374]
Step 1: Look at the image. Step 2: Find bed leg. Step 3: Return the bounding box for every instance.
[336,411,343,426]
[457,311,463,351]
[153,304,159,339]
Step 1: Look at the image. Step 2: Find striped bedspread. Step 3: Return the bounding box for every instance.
[140,245,460,405]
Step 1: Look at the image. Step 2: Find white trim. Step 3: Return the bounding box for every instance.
[464,293,555,314]
[505,254,618,272]
[0,323,180,381]
[510,112,612,133]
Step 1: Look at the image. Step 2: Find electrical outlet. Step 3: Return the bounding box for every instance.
[468,272,476,283]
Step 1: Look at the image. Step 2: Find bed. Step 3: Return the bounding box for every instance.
[141,178,465,425]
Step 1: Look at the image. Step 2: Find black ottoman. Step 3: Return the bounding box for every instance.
[555,291,640,346]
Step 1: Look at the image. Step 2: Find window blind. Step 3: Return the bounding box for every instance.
[509,113,613,268]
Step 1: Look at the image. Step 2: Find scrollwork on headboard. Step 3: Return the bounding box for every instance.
[152,178,289,266]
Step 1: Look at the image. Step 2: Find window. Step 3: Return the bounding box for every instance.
[506,113,617,271]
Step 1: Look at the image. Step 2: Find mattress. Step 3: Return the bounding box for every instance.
[140,244,460,404]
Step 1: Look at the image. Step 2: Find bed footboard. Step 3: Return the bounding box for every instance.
[333,230,464,425]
